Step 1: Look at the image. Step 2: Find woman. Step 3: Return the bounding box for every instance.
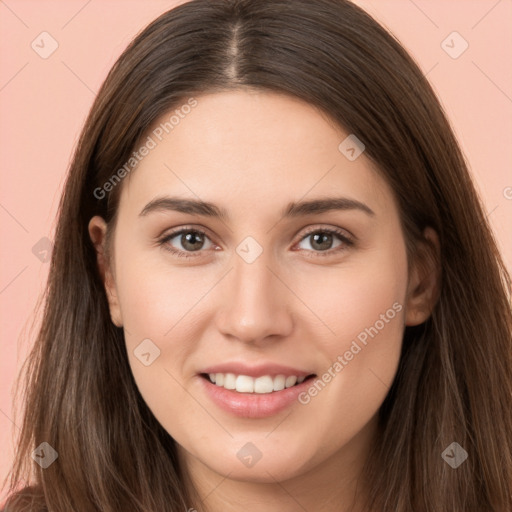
[3,0,511,510]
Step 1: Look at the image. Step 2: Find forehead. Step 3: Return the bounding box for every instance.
[118,90,395,220]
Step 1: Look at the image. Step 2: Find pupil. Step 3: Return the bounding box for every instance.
[179,232,333,252]
[312,233,332,250]
[183,232,203,251]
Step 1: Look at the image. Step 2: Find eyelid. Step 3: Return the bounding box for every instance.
[158,224,355,258]
[157,225,216,256]
[299,224,354,243]
[292,225,354,258]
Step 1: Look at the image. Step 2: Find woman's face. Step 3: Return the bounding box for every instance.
[90,90,433,488]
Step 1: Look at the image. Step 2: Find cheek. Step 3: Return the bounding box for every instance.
[112,247,206,402]
[113,254,205,427]
[295,242,408,353]
[114,249,200,337]
[294,241,408,429]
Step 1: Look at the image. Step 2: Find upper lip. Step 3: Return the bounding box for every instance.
[199,362,315,379]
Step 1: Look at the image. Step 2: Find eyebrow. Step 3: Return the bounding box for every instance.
[139,195,375,220]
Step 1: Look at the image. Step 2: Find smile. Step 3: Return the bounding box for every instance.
[203,372,313,394]
[198,371,317,418]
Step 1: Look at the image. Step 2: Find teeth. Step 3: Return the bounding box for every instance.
[223,373,236,390]
[207,373,309,393]
[273,374,285,391]
[254,376,273,393]
[285,375,297,388]
[236,375,254,393]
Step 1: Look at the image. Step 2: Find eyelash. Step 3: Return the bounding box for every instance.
[158,225,355,260]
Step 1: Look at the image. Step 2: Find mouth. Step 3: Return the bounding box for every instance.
[199,372,317,394]
[198,370,317,418]
[197,362,318,418]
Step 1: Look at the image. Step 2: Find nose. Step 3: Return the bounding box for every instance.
[214,253,294,345]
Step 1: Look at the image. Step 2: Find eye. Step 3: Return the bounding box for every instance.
[294,227,354,258]
[159,227,215,258]
[158,225,354,259]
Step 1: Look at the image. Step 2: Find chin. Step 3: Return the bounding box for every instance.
[184,434,319,483]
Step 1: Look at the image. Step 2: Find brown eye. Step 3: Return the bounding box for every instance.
[160,228,214,258]
[295,227,354,257]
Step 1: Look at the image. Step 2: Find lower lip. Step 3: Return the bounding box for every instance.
[198,374,316,419]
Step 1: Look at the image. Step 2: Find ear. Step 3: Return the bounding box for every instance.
[88,216,123,327]
[404,227,441,326]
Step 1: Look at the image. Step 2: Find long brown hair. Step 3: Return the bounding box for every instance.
[3,0,512,510]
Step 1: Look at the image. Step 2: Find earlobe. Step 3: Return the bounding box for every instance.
[88,216,123,327]
[404,227,441,326]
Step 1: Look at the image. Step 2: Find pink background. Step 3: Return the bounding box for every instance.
[1,0,511,499]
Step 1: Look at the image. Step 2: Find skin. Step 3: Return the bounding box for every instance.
[89,90,439,512]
